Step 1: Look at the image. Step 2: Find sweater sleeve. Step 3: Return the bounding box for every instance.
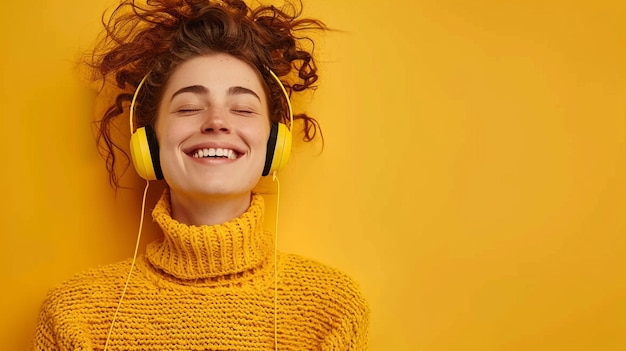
[30,298,61,351]
[29,286,95,351]
[321,287,370,351]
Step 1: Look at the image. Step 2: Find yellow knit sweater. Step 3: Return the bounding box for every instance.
[31,192,369,350]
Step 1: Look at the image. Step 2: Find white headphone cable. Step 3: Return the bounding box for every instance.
[103,180,150,351]
[272,171,280,351]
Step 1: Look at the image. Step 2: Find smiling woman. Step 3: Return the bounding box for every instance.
[28,0,369,350]
[156,54,272,226]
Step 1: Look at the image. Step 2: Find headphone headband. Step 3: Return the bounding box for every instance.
[129,74,149,135]
[267,69,293,129]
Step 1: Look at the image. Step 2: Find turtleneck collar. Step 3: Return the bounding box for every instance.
[145,190,272,281]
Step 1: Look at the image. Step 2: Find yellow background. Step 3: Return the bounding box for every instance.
[2,0,625,350]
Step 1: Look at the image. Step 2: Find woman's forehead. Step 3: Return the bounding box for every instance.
[164,53,266,96]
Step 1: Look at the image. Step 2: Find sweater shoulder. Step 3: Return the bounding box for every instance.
[42,259,133,306]
[280,253,354,279]
[278,253,370,347]
[279,253,368,306]
[32,260,136,350]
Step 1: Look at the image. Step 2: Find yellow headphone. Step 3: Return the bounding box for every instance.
[129,69,293,180]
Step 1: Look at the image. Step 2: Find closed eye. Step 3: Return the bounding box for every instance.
[175,106,204,115]
[232,108,257,116]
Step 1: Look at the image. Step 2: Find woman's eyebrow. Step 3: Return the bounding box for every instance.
[228,86,261,102]
[170,85,208,101]
[169,85,260,102]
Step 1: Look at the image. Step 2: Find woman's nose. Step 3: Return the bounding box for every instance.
[201,106,231,133]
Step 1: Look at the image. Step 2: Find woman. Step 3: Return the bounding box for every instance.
[30,0,369,350]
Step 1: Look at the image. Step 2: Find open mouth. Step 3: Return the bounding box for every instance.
[190,148,239,160]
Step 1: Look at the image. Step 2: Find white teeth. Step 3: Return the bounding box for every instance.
[192,148,237,159]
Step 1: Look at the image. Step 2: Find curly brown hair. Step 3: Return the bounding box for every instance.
[87,0,326,187]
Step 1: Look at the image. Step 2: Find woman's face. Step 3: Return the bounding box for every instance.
[155,53,271,204]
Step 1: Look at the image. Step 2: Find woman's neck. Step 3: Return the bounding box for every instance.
[169,190,252,226]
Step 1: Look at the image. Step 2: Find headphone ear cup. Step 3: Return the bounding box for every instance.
[263,122,292,176]
[129,125,163,180]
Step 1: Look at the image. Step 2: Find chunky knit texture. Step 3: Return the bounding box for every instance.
[31,192,369,350]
